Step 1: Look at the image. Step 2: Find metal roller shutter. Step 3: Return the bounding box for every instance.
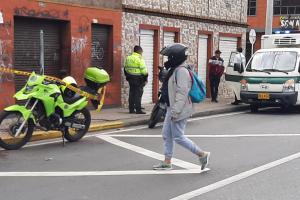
[163,32,175,63]
[14,17,62,92]
[91,24,110,72]
[198,35,208,85]
[140,29,154,104]
[163,32,175,47]
[219,37,238,67]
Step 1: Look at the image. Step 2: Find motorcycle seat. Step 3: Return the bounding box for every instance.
[63,93,84,105]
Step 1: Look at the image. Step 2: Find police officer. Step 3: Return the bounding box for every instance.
[124,46,148,114]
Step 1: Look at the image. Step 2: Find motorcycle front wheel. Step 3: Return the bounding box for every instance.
[63,108,91,142]
[0,111,34,150]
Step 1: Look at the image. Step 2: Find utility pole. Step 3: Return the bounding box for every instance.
[265,0,274,35]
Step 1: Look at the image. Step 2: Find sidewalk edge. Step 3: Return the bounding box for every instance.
[28,121,124,142]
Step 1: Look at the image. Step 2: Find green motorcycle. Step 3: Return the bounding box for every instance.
[0,67,109,150]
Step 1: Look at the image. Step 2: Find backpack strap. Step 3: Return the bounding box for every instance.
[175,66,193,85]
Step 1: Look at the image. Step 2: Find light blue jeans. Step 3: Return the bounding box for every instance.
[162,108,202,160]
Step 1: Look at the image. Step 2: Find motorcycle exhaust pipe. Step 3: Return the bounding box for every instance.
[64,122,85,129]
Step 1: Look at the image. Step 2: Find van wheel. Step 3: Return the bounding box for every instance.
[250,104,258,112]
[280,105,290,112]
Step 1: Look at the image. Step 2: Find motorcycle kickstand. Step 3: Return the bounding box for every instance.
[61,129,66,147]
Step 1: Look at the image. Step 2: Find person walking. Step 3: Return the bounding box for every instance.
[124,46,148,114]
[153,43,210,171]
[231,47,246,105]
[208,50,224,103]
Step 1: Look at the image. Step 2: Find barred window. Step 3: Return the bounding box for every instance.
[274,6,300,15]
[274,0,282,6]
[274,0,300,15]
[247,0,256,16]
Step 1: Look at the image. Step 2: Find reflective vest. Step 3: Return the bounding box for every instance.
[124,52,148,76]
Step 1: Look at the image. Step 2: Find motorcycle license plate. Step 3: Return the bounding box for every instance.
[258,93,270,100]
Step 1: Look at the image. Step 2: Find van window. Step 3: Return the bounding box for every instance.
[247,51,297,72]
[228,52,237,67]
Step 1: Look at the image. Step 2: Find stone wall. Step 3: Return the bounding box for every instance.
[122,0,248,23]
[121,12,247,106]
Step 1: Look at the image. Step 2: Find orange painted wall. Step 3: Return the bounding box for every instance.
[247,1,286,51]
[0,0,122,109]
[248,1,285,30]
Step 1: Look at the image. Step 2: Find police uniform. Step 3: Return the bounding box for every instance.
[124,52,148,113]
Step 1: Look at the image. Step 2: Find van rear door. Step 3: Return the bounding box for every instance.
[225,52,244,100]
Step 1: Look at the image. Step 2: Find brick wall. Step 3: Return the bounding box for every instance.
[0,0,122,109]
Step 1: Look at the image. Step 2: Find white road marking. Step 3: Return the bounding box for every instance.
[0,169,209,177]
[5,132,300,150]
[97,135,201,170]
[136,111,247,128]
[99,112,246,134]
[101,133,300,138]
[98,126,148,135]
[188,111,246,122]
[170,151,300,200]
[0,111,246,150]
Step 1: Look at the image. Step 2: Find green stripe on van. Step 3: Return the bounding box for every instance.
[224,74,244,82]
[225,74,300,84]
[245,77,300,84]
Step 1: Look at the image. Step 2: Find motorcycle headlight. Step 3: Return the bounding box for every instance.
[240,79,248,91]
[283,79,295,92]
[25,85,34,92]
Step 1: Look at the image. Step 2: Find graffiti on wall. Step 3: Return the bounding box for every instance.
[71,36,89,71]
[71,36,87,54]
[0,20,11,35]
[0,40,13,81]
[0,39,14,106]
[69,15,90,73]
[91,40,104,61]
[14,7,69,19]
[0,10,14,106]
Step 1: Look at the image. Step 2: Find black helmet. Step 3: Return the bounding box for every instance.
[160,43,188,67]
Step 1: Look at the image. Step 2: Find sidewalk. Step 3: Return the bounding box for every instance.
[30,98,249,141]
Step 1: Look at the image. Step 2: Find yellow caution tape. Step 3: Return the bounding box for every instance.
[0,67,106,112]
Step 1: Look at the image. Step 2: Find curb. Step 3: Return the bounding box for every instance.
[122,104,250,127]
[3,105,249,143]
[29,121,124,142]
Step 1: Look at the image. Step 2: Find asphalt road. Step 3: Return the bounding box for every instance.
[1,108,300,200]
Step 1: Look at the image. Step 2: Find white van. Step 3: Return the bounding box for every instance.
[225,33,300,112]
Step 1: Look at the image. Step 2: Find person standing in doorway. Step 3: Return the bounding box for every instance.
[208,50,224,103]
[124,46,148,114]
[153,43,210,171]
[231,47,246,105]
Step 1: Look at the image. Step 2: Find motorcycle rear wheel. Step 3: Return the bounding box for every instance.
[63,108,91,142]
[0,111,34,150]
[148,104,165,129]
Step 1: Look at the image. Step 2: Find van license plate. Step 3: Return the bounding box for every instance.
[258,93,270,100]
